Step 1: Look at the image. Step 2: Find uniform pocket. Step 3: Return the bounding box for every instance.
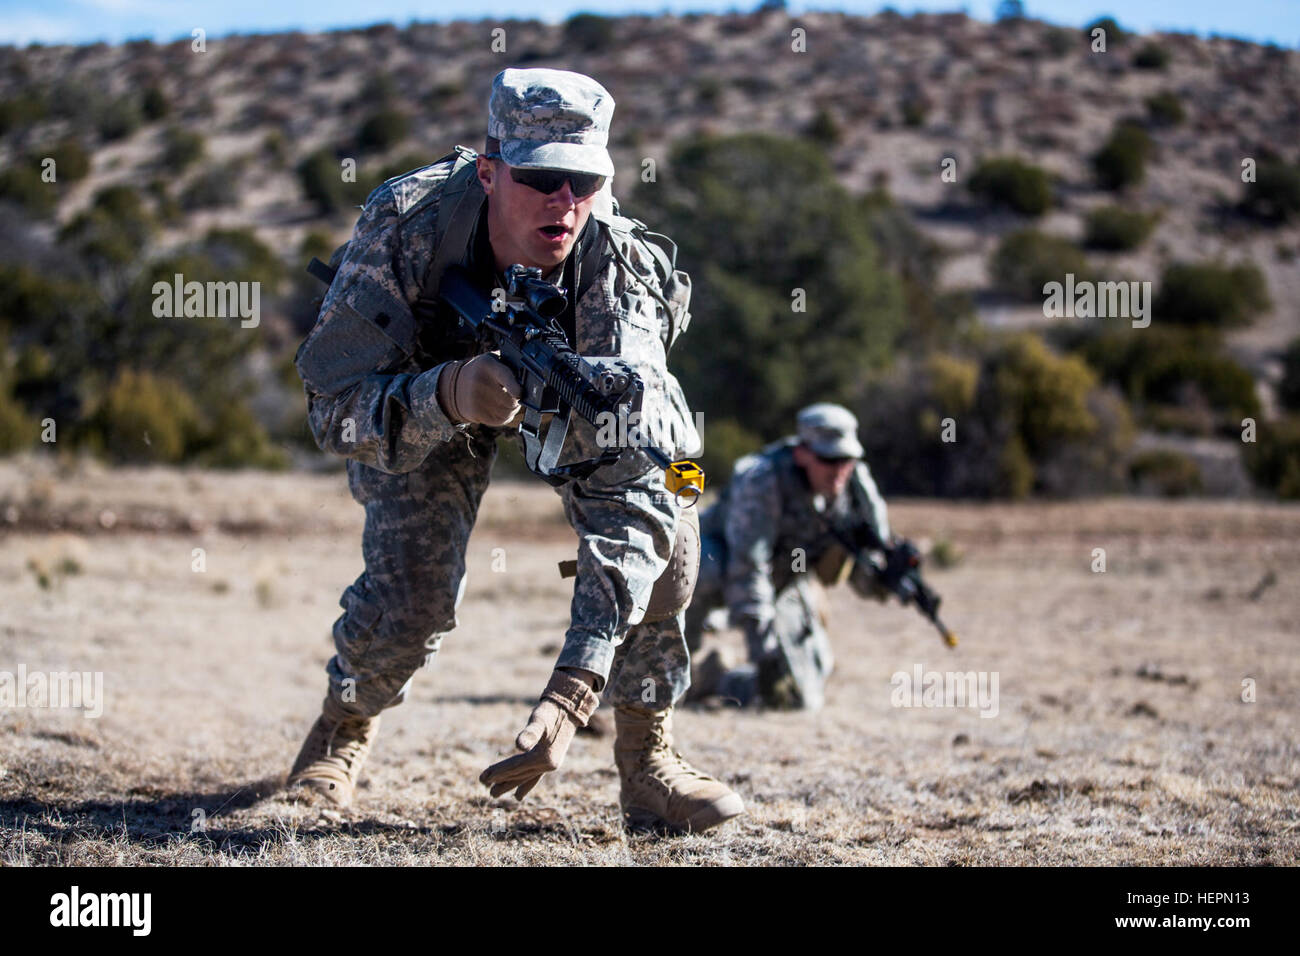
[297,301,408,397]
[615,270,666,341]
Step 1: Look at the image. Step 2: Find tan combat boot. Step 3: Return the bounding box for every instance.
[286,696,381,808]
[613,705,745,833]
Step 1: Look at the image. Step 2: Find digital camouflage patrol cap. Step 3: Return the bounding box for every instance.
[488,68,615,178]
[796,403,864,459]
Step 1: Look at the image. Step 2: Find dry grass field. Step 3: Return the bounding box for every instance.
[1,455,1296,865]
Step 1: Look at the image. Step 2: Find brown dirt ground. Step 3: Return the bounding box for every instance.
[1,457,1297,865]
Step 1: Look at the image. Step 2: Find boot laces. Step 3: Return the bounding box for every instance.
[642,722,713,785]
[325,715,375,774]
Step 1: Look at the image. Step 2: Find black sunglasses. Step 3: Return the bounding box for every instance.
[812,452,855,466]
[485,155,606,198]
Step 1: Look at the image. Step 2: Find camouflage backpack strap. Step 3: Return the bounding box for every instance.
[592,210,693,353]
[417,145,486,303]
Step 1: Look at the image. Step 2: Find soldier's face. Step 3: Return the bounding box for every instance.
[794,444,857,499]
[479,156,598,272]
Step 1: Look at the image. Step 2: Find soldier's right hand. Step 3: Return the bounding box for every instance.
[478,670,600,800]
[436,353,524,427]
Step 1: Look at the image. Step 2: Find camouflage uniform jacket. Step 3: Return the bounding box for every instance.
[701,437,891,631]
[294,153,700,685]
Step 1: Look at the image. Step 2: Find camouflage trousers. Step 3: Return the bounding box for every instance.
[324,427,690,718]
[685,533,834,710]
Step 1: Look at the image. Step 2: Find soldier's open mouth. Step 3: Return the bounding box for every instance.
[539,225,568,241]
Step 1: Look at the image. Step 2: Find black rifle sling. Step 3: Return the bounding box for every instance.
[415,151,486,316]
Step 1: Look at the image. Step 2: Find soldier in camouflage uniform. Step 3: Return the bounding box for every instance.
[286,68,743,833]
[685,404,893,710]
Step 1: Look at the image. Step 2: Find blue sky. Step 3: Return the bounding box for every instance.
[0,0,1294,48]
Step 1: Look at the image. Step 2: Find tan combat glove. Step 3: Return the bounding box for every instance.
[436,353,524,427]
[479,669,600,800]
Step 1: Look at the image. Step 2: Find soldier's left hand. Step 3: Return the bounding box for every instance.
[479,669,599,800]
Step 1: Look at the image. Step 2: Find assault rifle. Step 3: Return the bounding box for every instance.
[823,516,958,648]
[439,263,703,504]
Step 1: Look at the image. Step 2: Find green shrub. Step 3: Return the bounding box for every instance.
[93,184,149,220]
[0,384,40,453]
[1154,261,1270,328]
[0,92,47,135]
[0,165,57,217]
[32,138,92,182]
[195,227,286,288]
[94,369,201,463]
[357,109,409,152]
[141,85,170,121]
[860,190,969,351]
[1133,42,1170,70]
[1044,27,1075,56]
[564,13,615,52]
[162,126,206,173]
[653,132,904,444]
[983,335,1117,498]
[997,434,1035,499]
[858,336,1131,498]
[926,352,979,415]
[991,229,1091,300]
[1083,204,1157,250]
[991,333,1099,457]
[860,189,941,284]
[1064,326,1261,426]
[805,107,842,146]
[299,229,337,264]
[358,72,398,105]
[0,265,86,334]
[1129,448,1201,496]
[1092,123,1153,190]
[298,148,348,214]
[56,186,156,272]
[1244,415,1300,499]
[900,96,929,128]
[146,177,183,224]
[191,400,289,470]
[969,156,1053,215]
[97,96,143,141]
[695,77,723,110]
[180,160,244,210]
[262,130,288,167]
[1241,161,1300,223]
[13,343,54,383]
[698,418,763,490]
[0,253,268,464]
[1145,91,1185,126]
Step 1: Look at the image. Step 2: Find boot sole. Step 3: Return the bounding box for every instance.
[623,793,746,835]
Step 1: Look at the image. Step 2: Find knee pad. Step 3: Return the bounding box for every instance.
[642,505,701,624]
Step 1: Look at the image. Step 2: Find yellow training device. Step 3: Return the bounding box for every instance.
[665,460,705,507]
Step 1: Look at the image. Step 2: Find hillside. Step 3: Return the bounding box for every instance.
[1,10,1298,492]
